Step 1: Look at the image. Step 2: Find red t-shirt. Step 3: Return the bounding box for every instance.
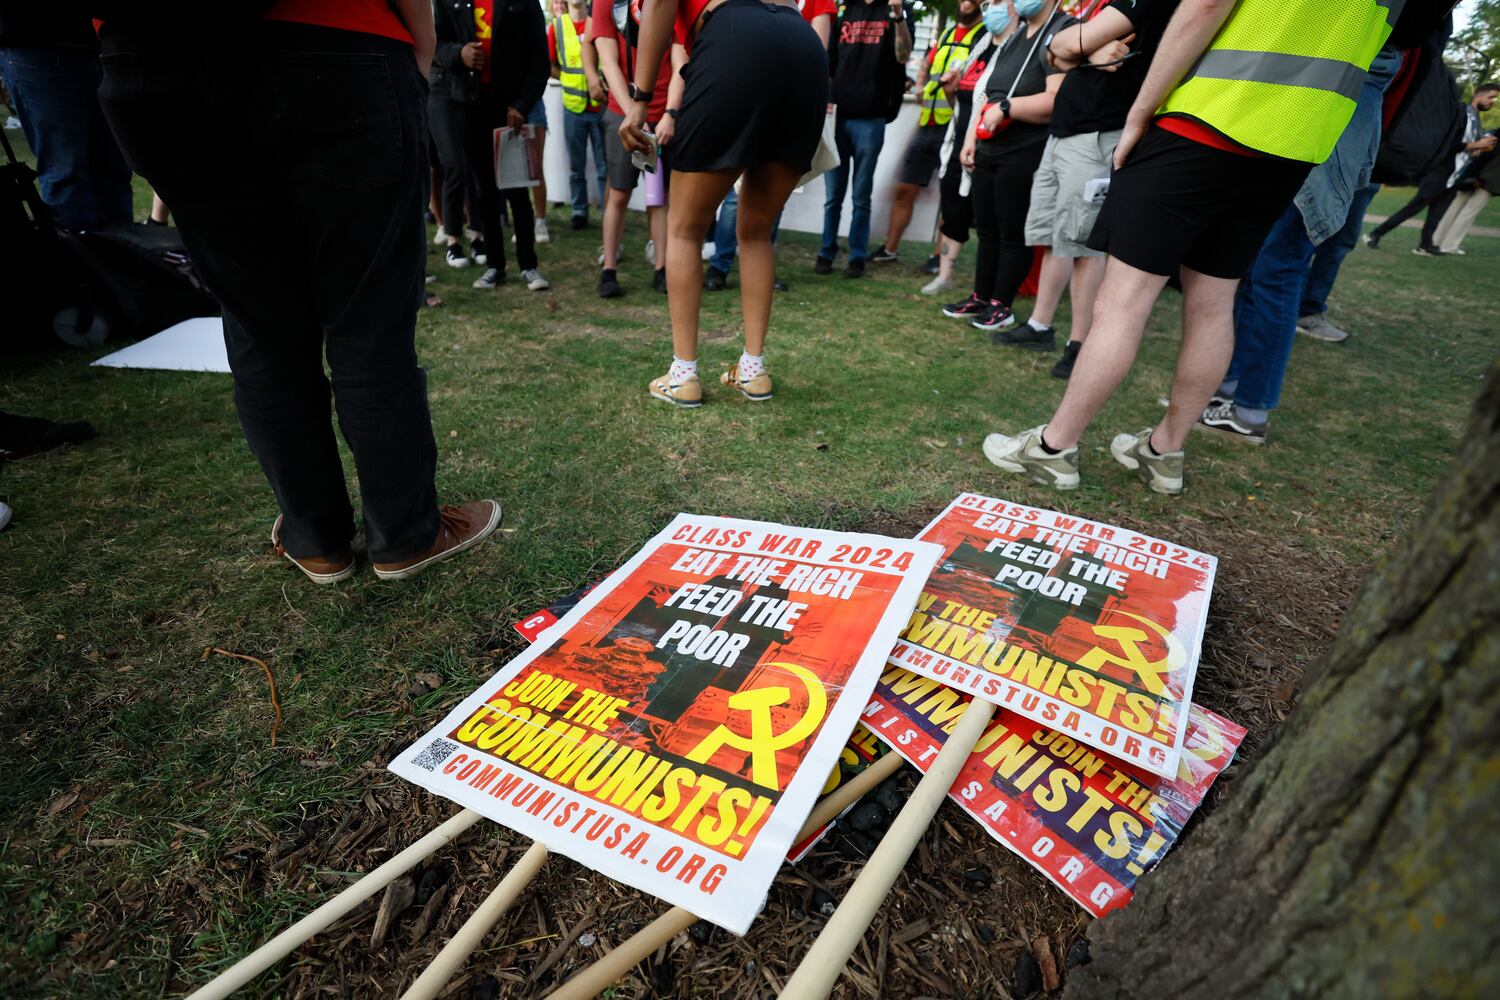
[474,0,494,83]
[801,0,837,25]
[265,0,413,44]
[590,0,677,122]
[1157,116,1260,159]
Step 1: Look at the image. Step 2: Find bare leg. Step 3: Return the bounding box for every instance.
[1043,257,1168,448]
[1069,255,1106,344]
[737,162,804,357]
[937,235,963,283]
[1154,266,1238,452]
[531,128,547,219]
[149,191,170,224]
[666,168,740,361]
[603,187,629,270]
[648,204,668,270]
[1029,248,1073,326]
[883,183,919,253]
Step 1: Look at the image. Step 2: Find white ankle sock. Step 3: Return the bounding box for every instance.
[738,352,765,378]
[1028,318,1051,331]
[670,357,697,382]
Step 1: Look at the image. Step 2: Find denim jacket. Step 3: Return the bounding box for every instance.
[1295,45,1403,246]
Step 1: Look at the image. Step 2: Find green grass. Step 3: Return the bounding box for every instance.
[1,136,1497,997]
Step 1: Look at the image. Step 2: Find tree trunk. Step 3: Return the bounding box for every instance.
[1066,361,1500,999]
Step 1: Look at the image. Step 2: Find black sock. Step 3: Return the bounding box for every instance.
[1038,430,1063,455]
[1146,433,1164,457]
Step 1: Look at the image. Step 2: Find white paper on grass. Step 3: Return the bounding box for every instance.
[90,316,229,373]
[390,513,942,933]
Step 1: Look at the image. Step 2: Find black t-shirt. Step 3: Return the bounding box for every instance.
[1050,0,1179,138]
[977,10,1071,163]
[830,1,912,121]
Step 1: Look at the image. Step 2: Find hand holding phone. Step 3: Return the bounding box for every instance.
[631,126,661,174]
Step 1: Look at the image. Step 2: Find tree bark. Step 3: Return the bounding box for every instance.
[1066,361,1500,1000]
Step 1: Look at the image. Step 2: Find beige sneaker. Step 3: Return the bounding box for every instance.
[649,372,704,408]
[373,500,502,580]
[982,425,1079,489]
[720,363,773,401]
[1110,427,1184,495]
[271,516,355,584]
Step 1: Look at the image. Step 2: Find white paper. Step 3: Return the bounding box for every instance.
[91,316,229,373]
[494,125,541,190]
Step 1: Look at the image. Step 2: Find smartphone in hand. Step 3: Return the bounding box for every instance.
[631,127,660,175]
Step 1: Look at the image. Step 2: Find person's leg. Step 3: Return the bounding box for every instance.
[149,191,170,224]
[1419,185,1457,248]
[883,182,919,253]
[819,118,853,261]
[710,187,739,275]
[648,202,668,271]
[1029,249,1072,326]
[665,168,742,360]
[564,110,589,219]
[508,185,538,271]
[87,71,135,225]
[1042,258,1170,448]
[1217,205,1315,431]
[845,118,886,264]
[462,104,506,271]
[736,161,804,357]
[990,154,1041,306]
[530,122,548,219]
[1438,188,1490,253]
[1368,171,1444,240]
[429,98,469,249]
[604,186,629,269]
[969,163,1001,301]
[1068,255,1105,344]
[1300,182,1379,317]
[1,47,118,231]
[97,37,358,560]
[1153,268,1243,452]
[588,113,608,215]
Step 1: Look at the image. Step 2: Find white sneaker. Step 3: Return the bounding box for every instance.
[701,242,716,261]
[433,225,448,246]
[645,239,655,265]
[535,218,551,244]
[523,268,550,291]
[597,246,606,265]
[981,425,1079,490]
[471,267,502,289]
[921,274,952,295]
[1110,427,1185,495]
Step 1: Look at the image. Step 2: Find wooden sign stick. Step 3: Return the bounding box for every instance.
[544,750,906,1000]
[187,808,484,1000]
[780,699,998,1000]
[399,841,551,1000]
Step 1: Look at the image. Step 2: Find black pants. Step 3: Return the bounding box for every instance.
[1368,164,1456,247]
[971,144,1044,304]
[429,96,537,273]
[97,23,440,563]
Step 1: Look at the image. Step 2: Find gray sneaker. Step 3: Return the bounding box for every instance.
[982,425,1080,490]
[1110,427,1184,495]
[1196,401,1268,446]
[522,268,550,291]
[1296,313,1350,343]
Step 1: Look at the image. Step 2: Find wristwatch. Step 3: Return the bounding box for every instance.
[665,108,681,120]
[628,82,649,102]
[998,97,1012,120]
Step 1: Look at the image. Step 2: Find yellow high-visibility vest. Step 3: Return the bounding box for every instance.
[1157,0,1395,163]
[919,23,984,128]
[556,14,598,114]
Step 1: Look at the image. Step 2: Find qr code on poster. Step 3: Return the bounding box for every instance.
[411,738,459,772]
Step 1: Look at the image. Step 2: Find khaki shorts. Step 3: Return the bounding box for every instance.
[1024,130,1121,257]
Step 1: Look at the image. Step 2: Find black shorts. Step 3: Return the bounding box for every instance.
[1087,124,1312,279]
[898,125,945,186]
[671,0,828,174]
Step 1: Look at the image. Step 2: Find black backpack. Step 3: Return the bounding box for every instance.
[1372,41,1464,185]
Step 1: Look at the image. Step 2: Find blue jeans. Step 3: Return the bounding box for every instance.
[709,188,780,273]
[1300,182,1380,318]
[820,116,885,262]
[563,108,606,218]
[0,45,133,231]
[1227,203,1315,412]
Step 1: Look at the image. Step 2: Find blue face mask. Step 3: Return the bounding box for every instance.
[1014,0,1044,17]
[982,2,1010,34]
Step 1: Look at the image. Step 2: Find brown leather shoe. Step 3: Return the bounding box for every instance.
[271,516,355,585]
[373,500,502,580]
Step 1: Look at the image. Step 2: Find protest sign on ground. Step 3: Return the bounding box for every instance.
[864,665,1244,916]
[515,586,889,865]
[886,494,1216,777]
[393,514,940,933]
